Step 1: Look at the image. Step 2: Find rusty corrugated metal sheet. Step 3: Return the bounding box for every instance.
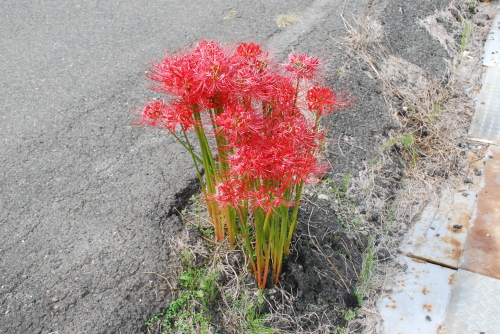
[402,152,484,268]
[461,145,500,279]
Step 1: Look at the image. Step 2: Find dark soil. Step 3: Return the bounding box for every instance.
[274,199,365,331]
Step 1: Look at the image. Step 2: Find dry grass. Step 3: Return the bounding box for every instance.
[338,1,495,332]
[276,13,301,27]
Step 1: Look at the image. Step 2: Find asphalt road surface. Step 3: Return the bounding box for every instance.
[0,0,372,332]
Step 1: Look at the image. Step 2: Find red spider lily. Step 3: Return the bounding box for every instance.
[262,76,300,114]
[212,177,248,209]
[307,87,336,115]
[148,41,234,105]
[307,86,352,116]
[134,100,168,128]
[232,65,277,101]
[148,55,199,100]
[236,42,266,60]
[284,51,321,80]
[214,104,264,145]
[161,102,196,132]
[134,40,350,290]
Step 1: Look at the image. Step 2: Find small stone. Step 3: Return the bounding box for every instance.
[318,194,330,201]
[450,8,461,21]
[376,248,391,261]
[428,169,444,177]
[365,212,380,222]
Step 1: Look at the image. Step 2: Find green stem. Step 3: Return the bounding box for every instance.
[167,128,203,165]
[284,181,304,257]
[273,203,290,284]
[192,110,224,240]
[224,204,237,247]
[237,207,256,274]
[253,208,272,289]
[182,131,206,195]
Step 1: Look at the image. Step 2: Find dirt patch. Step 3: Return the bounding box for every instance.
[271,198,365,331]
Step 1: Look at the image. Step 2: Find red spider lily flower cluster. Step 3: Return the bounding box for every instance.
[284,51,322,80]
[135,40,350,289]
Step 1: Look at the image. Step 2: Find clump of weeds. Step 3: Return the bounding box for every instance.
[145,252,219,333]
[146,208,279,334]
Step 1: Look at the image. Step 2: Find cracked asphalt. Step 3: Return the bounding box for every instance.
[0,0,372,332]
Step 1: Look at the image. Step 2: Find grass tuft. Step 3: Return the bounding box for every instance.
[275,13,300,27]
